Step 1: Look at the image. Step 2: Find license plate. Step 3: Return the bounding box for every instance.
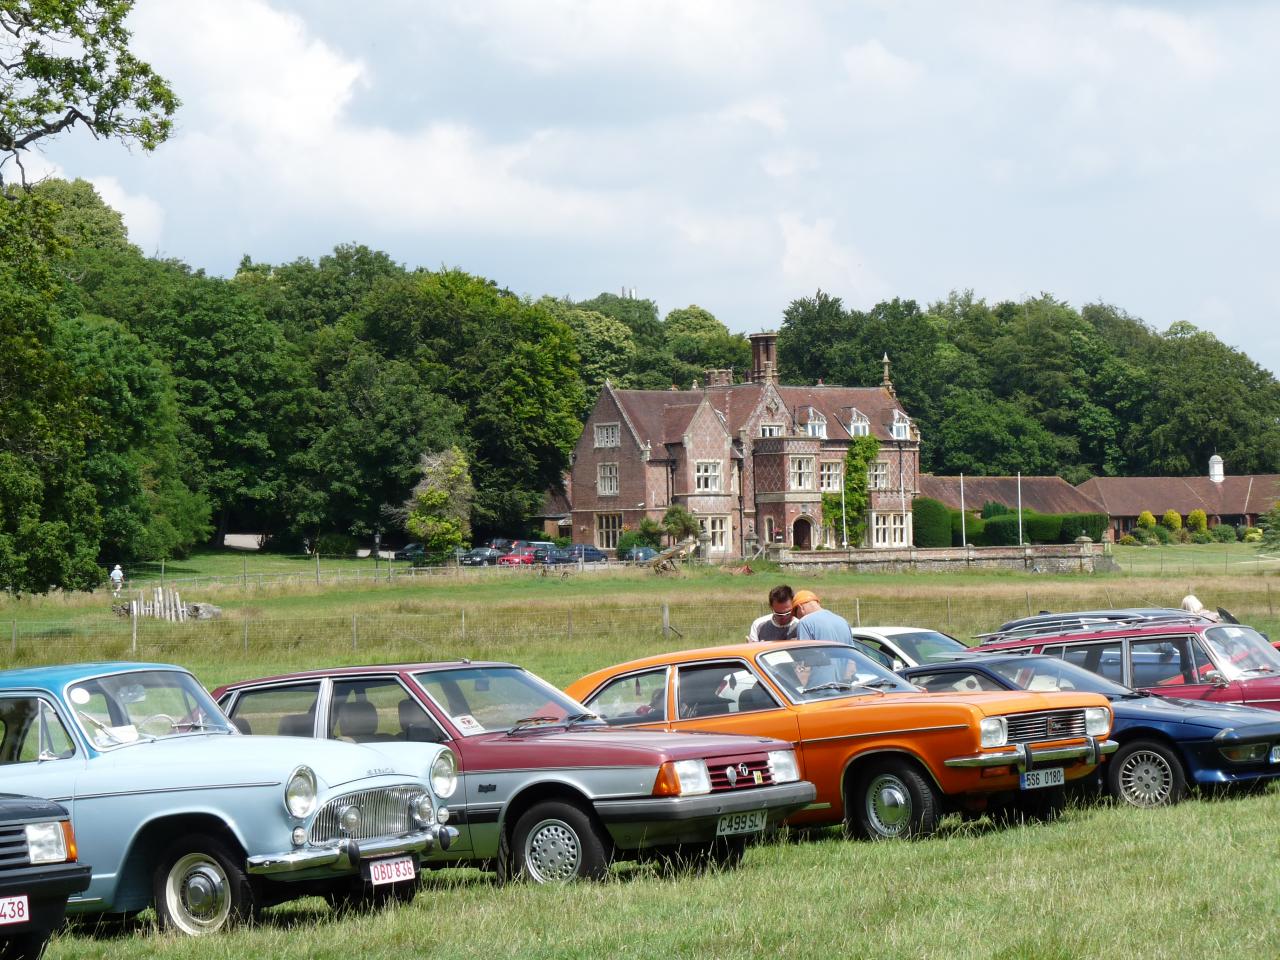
[0,894,29,926]
[1019,767,1065,790]
[366,855,417,887]
[1271,745,1280,764]
[716,810,767,836]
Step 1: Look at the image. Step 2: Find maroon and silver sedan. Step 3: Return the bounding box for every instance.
[212,662,814,883]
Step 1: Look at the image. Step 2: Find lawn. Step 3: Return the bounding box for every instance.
[9,564,1280,958]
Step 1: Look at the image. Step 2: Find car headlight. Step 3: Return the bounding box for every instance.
[410,792,434,825]
[430,749,458,799]
[1220,743,1269,763]
[1084,707,1110,738]
[285,765,317,819]
[980,717,1008,748]
[674,759,712,796]
[25,822,69,864]
[767,749,800,784]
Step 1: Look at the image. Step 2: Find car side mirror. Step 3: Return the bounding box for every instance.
[1202,670,1229,688]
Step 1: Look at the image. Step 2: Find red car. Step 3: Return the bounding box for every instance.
[497,548,541,566]
[979,620,1280,709]
[212,661,814,883]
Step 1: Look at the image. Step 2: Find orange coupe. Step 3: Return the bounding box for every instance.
[566,641,1118,838]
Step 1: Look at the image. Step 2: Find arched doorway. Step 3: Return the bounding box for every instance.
[793,517,812,549]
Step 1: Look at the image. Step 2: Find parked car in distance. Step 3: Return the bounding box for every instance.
[977,608,1206,644]
[542,548,576,565]
[215,662,815,882]
[392,542,425,562]
[847,627,969,671]
[486,539,526,554]
[0,794,90,960]
[567,641,1116,838]
[619,546,658,562]
[0,663,453,935]
[978,621,1280,711]
[497,548,540,566]
[568,545,608,563]
[460,548,503,567]
[900,653,1280,807]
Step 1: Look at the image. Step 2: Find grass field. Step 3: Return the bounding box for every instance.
[7,557,1280,958]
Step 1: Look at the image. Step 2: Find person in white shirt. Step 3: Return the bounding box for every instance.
[747,585,797,642]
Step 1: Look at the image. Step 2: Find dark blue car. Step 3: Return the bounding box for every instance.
[900,653,1280,807]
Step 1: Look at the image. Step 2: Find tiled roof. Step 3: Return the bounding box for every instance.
[536,487,571,518]
[612,389,700,450]
[775,386,904,441]
[920,475,1105,515]
[1076,475,1280,518]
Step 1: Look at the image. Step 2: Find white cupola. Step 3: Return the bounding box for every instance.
[1209,454,1224,484]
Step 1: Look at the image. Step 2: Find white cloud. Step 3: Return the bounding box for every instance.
[89,176,166,252]
[842,39,921,91]
[760,149,818,179]
[778,215,883,305]
[719,96,789,135]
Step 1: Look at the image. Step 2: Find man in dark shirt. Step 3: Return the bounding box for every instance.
[747,584,797,642]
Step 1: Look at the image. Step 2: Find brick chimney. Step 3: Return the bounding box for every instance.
[750,332,779,384]
[703,369,733,387]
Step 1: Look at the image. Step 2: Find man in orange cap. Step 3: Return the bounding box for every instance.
[791,589,852,643]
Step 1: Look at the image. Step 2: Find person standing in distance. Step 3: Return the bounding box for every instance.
[109,564,125,596]
[747,585,796,642]
[791,589,853,643]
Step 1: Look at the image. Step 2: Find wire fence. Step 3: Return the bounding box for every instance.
[6,583,1279,675]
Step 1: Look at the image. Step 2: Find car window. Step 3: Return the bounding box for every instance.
[227,683,321,737]
[889,630,967,663]
[909,670,1005,693]
[1046,641,1125,684]
[849,639,895,670]
[329,678,447,743]
[585,669,668,725]
[0,698,76,764]
[413,667,590,735]
[675,662,777,719]
[1130,636,1212,687]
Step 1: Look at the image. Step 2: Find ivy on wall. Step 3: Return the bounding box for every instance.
[822,436,880,547]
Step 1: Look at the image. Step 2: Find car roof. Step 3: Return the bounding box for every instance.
[901,652,1054,671]
[580,640,850,676]
[983,619,1218,647]
[0,662,184,690]
[851,625,951,637]
[219,660,520,689]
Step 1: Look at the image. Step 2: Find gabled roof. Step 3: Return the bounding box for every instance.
[611,388,700,451]
[1076,475,1280,517]
[920,475,1105,515]
[774,386,905,441]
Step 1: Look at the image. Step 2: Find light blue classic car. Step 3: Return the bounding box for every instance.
[0,662,458,935]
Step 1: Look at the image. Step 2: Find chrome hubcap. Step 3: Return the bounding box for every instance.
[165,853,230,934]
[524,819,582,883]
[866,774,912,836]
[1119,750,1174,806]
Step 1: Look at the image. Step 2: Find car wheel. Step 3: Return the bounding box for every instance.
[152,833,256,935]
[510,801,610,883]
[1108,740,1186,807]
[0,931,50,960]
[847,760,940,840]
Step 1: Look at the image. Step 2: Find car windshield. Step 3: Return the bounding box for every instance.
[413,666,597,735]
[887,630,968,662]
[1201,626,1280,679]
[986,658,1130,697]
[66,669,232,748]
[758,646,917,701]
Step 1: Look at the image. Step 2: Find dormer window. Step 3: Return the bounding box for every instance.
[891,411,910,441]
[594,423,620,448]
[802,408,827,439]
[847,410,870,437]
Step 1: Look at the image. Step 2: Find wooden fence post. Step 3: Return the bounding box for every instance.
[10,620,15,657]
[662,603,670,641]
[854,598,861,627]
[352,614,358,651]
[567,609,573,643]
[243,618,249,653]
[130,602,137,655]
[461,609,467,643]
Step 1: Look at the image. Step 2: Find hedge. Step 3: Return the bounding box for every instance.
[1056,512,1109,543]
[913,498,952,548]
[980,515,1021,545]
[1024,513,1062,544]
[950,511,984,546]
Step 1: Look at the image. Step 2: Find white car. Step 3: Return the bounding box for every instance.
[847,626,969,671]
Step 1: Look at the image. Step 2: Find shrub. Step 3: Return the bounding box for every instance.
[1161,509,1183,531]
[1190,531,1213,544]
[663,505,699,541]
[980,515,1020,546]
[1187,509,1208,533]
[616,530,646,555]
[1057,512,1109,543]
[951,511,983,546]
[1211,524,1237,543]
[637,517,666,548]
[913,498,952,548]
[1244,527,1263,543]
[1024,512,1062,544]
[1132,526,1156,545]
[1151,525,1172,544]
[1118,534,1139,546]
[315,533,359,556]
[1136,511,1157,530]
[981,501,1011,519]
[553,535,572,548]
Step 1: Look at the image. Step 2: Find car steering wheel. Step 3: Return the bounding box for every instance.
[137,713,178,735]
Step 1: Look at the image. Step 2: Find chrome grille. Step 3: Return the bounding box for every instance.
[1005,710,1087,744]
[0,827,27,871]
[309,785,427,843]
[707,754,775,792]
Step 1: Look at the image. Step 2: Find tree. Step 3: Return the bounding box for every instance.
[1161,509,1182,531]
[1,1,178,192]
[662,505,699,541]
[403,447,474,555]
[1258,503,1280,548]
[1187,509,1208,533]
[1137,510,1156,530]
[538,297,635,410]
[662,305,750,374]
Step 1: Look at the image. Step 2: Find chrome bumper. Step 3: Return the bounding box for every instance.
[246,825,458,877]
[944,737,1117,773]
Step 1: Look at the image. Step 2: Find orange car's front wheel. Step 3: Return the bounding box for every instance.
[846,759,940,840]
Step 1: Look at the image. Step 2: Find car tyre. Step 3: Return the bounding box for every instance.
[1107,740,1186,807]
[847,760,940,840]
[152,833,256,935]
[509,801,610,883]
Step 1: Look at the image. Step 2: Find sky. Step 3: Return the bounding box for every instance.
[32,0,1280,376]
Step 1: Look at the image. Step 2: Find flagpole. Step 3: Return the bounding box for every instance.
[1017,471,1024,545]
[960,473,967,546]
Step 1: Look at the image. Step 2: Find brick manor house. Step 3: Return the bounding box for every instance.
[566,332,921,556]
